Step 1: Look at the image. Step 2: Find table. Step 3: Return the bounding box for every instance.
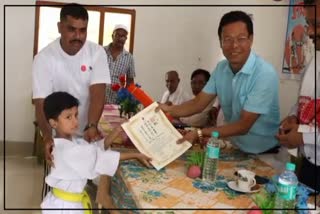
[110,148,275,213]
[99,105,272,212]
[99,105,318,213]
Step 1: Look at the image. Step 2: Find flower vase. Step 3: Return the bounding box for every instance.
[125,111,134,119]
[119,108,124,118]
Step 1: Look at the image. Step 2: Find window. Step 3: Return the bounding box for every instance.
[34,1,135,55]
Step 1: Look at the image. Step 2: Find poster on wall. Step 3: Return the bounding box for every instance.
[282,0,313,80]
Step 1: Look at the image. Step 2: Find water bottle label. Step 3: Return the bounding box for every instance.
[277,183,297,200]
[207,146,220,158]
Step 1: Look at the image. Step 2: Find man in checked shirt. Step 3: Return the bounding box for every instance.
[104,24,136,104]
[277,0,320,191]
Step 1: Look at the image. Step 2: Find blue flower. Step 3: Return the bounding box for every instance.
[192,179,216,192]
[117,88,131,101]
[116,87,140,116]
[214,180,227,189]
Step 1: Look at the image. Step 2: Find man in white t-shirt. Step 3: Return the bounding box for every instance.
[32,3,111,209]
[33,3,109,162]
[160,70,191,105]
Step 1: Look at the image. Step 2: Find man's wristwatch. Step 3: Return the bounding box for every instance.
[84,123,97,131]
[196,128,203,144]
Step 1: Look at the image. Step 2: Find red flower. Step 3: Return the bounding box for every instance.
[111,83,121,91]
[119,74,126,83]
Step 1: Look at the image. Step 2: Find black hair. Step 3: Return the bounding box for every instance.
[60,3,88,21]
[218,11,253,40]
[191,69,210,82]
[43,92,79,121]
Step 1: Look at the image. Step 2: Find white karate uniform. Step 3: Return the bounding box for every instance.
[41,138,120,214]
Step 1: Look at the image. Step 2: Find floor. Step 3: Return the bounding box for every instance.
[1,142,114,214]
[1,142,43,214]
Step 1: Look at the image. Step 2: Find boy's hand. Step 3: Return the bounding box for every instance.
[135,153,152,168]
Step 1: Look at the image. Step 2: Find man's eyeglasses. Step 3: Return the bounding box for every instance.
[221,36,250,47]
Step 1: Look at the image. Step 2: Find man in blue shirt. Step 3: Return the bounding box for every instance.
[159,10,280,154]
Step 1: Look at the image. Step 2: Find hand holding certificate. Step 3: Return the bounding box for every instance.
[121,102,192,170]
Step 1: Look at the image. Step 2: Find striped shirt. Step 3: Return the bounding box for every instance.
[104,43,135,104]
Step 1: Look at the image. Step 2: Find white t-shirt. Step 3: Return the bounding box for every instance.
[160,85,191,105]
[32,38,110,135]
[41,138,120,212]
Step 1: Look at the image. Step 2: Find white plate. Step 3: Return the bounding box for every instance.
[227,181,261,193]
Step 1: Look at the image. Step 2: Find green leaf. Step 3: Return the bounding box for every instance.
[186,151,205,167]
[251,189,276,213]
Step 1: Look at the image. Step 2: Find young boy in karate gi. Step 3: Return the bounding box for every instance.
[41,91,151,213]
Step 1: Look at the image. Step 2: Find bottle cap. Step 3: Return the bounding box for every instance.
[212,131,219,138]
[286,162,296,171]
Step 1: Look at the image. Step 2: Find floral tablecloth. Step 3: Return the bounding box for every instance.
[110,148,275,214]
[100,104,318,213]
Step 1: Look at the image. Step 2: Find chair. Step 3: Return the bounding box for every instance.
[33,121,44,164]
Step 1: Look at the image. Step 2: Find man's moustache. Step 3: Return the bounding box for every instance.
[70,40,82,44]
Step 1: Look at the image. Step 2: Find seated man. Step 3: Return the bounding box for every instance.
[180,69,215,128]
[160,70,191,105]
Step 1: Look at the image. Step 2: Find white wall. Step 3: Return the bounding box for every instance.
[1,0,301,142]
[0,0,4,143]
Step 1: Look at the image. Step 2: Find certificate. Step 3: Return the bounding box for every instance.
[121,102,192,170]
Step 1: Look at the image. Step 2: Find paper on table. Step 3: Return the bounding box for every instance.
[121,102,192,170]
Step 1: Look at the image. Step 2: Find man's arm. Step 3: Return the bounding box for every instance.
[160,92,216,118]
[127,54,135,85]
[202,110,260,138]
[33,99,54,164]
[177,109,259,144]
[84,83,106,142]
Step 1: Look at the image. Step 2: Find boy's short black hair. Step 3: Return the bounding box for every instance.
[191,69,210,82]
[218,10,253,40]
[44,92,79,121]
[60,3,88,21]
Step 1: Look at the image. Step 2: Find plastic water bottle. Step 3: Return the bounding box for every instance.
[202,131,220,182]
[274,162,298,214]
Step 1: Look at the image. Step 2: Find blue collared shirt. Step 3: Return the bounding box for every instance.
[203,50,280,154]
